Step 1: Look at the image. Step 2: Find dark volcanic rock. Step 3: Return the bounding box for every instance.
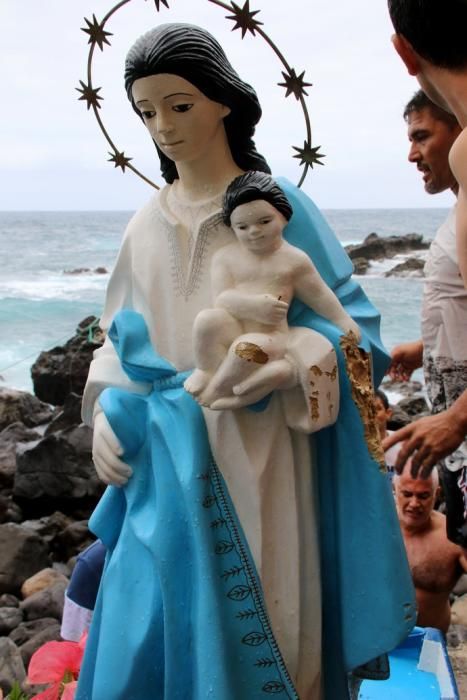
[19,621,62,668]
[388,405,412,430]
[0,389,52,432]
[385,257,425,277]
[20,580,67,622]
[398,395,430,417]
[0,523,50,594]
[0,637,26,694]
[44,393,83,435]
[352,257,370,275]
[14,425,103,504]
[0,422,41,488]
[346,232,429,262]
[31,316,104,405]
[0,606,24,635]
[9,616,60,646]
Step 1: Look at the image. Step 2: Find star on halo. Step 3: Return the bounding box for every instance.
[108,150,133,172]
[226,1,263,38]
[146,0,170,10]
[81,14,112,51]
[278,69,312,100]
[76,80,103,110]
[293,141,325,168]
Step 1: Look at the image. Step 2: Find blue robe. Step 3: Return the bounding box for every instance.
[76,181,416,699]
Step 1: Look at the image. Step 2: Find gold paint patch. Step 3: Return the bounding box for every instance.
[325,364,337,381]
[234,342,269,364]
[309,396,320,421]
[339,330,385,470]
[310,365,323,377]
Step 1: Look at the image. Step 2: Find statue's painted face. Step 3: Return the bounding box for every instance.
[229,200,286,254]
[131,73,230,166]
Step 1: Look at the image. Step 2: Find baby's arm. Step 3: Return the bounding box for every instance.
[449,128,467,289]
[212,247,288,325]
[293,251,361,340]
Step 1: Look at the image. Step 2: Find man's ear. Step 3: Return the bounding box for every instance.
[392,34,420,76]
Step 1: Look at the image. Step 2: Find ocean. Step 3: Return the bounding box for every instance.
[0,207,450,394]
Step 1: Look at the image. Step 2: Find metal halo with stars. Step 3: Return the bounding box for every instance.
[77,0,325,189]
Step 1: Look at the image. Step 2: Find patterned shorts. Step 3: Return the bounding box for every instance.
[424,353,467,547]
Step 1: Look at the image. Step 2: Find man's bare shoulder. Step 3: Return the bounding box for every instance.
[449,127,467,182]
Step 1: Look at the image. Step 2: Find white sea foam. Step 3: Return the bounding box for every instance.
[0,272,109,301]
[354,251,428,279]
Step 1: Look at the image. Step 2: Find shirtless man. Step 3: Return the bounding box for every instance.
[185,171,360,408]
[394,463,467,633]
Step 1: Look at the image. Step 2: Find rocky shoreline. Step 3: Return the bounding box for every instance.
[345,231,429,277]
[1,231,466,695]
[0,320,103,696]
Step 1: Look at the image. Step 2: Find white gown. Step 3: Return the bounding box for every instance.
[82,183,340,698]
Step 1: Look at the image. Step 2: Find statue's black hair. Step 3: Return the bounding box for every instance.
[124,23,271,183]
[222,171,292,227]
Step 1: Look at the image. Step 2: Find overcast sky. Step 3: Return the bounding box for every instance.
[0,0,457,210]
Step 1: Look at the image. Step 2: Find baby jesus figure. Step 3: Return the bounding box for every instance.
[184,171,361,409]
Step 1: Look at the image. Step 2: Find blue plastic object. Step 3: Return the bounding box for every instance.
[359,627,460,699]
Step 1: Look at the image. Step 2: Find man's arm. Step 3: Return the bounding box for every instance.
[382,388,467,477]
[449,128,467,289]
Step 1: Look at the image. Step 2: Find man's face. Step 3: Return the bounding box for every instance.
[407,107,459,194]
[394,470,437,530]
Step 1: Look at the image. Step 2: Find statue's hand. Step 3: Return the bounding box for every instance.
[342,317,362,343]
[253,294,289,325]
[92,411,133,486]
[210,358,296,410]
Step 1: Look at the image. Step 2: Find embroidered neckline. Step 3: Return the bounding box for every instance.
[159,184,226,301]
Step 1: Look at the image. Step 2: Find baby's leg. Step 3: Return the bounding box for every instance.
[184,308,242,397]
[199,331,286,406]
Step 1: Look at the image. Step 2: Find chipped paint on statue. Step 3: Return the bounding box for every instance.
[340,330,386,469]
[185,171,361,411]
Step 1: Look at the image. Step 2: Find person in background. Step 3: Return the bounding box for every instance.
[394,462,467,634]
[387,0,467,491]
[388,0,467,289]
[374,389,399,477]
[61,540,106,642]
[383,91,467,551]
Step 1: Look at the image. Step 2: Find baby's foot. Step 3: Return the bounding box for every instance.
[184,369,212,397]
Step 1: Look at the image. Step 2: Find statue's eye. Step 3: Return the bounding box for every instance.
[173,103,193,113]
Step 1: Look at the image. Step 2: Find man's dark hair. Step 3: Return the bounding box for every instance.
[376,389,390,410]
[388,0,467,70]
[403,90,460,128]
[223,171,293,227]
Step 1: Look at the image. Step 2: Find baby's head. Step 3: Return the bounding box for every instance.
[223,172,292,226]
[222,172,293,253]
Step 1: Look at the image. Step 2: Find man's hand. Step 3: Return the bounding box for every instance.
[382,408,466,478]
[92,411,133,486]
[387,340,424,381]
